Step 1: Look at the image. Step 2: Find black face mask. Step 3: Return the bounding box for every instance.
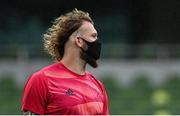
[81,38,102,60]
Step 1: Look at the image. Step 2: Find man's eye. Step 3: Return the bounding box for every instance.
[93,36,97,39]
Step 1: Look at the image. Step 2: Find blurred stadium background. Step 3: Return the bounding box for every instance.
[0,0,180,114]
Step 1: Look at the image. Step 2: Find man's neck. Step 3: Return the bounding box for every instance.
[60,55,86,75]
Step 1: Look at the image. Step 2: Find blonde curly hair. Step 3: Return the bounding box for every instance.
[43,9,93,60]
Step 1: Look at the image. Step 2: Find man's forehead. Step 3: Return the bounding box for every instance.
[80,21,97,34]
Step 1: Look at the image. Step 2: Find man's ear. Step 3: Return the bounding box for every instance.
[75,37,84,48]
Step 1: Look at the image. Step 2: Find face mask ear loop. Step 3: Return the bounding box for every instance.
[76,36,85,51]
[78,37,89,52]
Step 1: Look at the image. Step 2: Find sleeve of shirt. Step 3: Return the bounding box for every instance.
[21,71,48,114]
[98,80,109,115]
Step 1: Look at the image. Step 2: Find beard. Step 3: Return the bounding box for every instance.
[80,50,98,68]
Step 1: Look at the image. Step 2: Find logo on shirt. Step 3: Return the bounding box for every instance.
[66,88,76,96]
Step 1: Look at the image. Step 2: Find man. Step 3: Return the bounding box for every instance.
[21,9,109,115]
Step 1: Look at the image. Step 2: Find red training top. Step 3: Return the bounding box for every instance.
[21,62,109,115]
